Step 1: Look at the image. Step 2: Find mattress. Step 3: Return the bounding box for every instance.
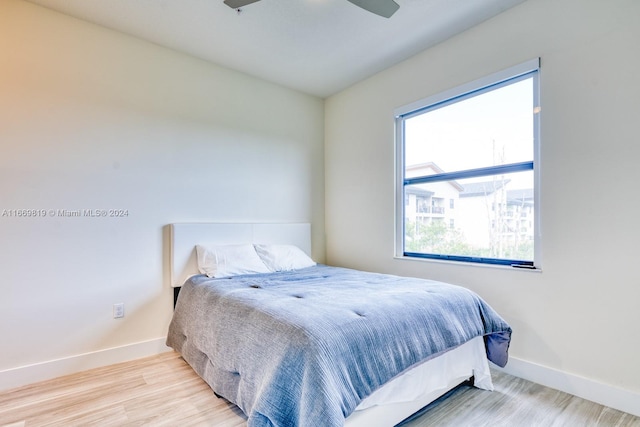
[347,336,490,426]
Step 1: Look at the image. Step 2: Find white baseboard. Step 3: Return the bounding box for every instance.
[0,338,172,392]
[497,357,640,418]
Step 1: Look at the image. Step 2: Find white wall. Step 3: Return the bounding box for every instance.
[326,0,639,412]
[0,0,324,386]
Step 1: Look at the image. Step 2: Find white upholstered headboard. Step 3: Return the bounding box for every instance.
[169,223,312,288]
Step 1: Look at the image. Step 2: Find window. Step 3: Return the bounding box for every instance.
[395,59,540,268]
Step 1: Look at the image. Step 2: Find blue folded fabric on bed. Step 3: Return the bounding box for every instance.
[166,265,511,427]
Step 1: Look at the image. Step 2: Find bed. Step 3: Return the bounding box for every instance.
[166,223,511,427]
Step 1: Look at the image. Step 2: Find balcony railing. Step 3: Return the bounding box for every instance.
[417,206,445,215]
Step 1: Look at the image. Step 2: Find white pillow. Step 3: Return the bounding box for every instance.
[195,244,270,278]
[254,244,316,272]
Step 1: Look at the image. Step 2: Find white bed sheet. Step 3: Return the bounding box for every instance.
[347,336,491,427]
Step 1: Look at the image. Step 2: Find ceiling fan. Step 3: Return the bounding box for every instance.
[223,0,400,18]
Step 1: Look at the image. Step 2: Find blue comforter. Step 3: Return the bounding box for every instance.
[166,265,511,427]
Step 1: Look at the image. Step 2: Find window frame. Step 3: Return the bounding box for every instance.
[394,59,541,269]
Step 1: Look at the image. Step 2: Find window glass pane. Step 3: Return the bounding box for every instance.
[404,170,534,261]
[404,77,533,175]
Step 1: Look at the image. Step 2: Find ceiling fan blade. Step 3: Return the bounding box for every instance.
[346,0,400,18]
[223,0,261,9]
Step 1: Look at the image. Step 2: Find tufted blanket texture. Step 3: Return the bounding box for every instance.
[166,265,511,427]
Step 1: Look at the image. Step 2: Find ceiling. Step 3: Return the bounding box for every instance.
[27,0,526,98]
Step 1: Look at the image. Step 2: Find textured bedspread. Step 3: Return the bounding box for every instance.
[166,265,511,427]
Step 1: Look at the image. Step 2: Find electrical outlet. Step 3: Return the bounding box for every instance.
[113,303,124,319]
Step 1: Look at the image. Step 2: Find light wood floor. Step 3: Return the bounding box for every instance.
[1,351,638,427]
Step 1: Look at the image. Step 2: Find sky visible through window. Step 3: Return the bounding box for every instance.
[404,77,534,188]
